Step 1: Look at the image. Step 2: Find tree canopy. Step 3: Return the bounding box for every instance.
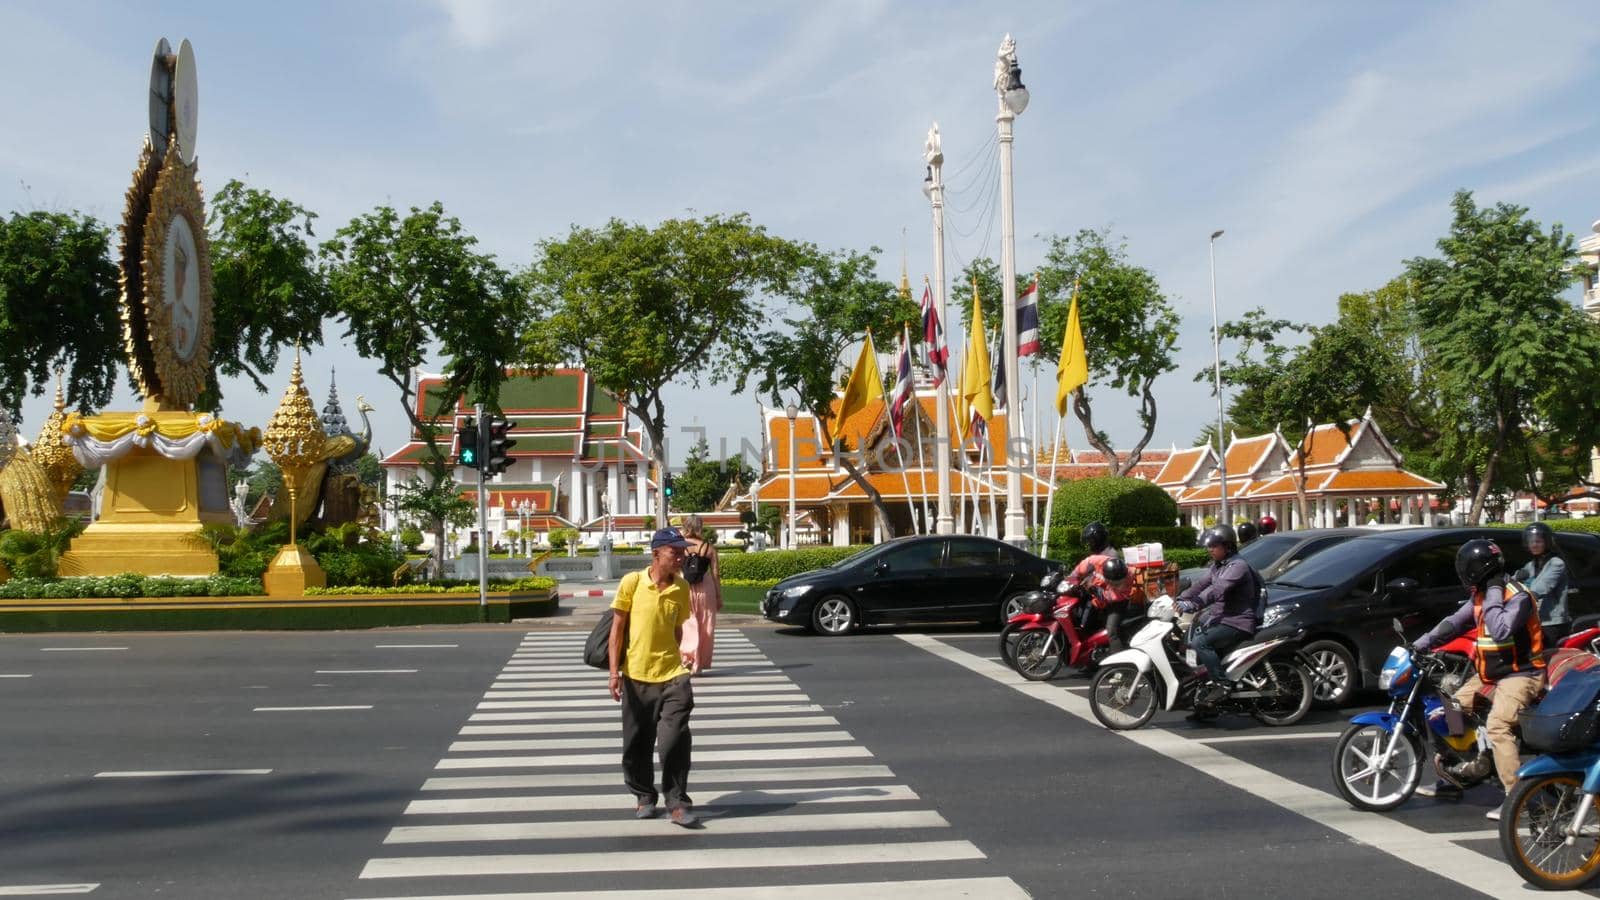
[671,437,759,513]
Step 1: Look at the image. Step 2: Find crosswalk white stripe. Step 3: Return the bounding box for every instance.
[448,731,855,753]
[436,746,872,769]
[360,841,983,879]
[498,667,783,676]
[477,694,803,709]
[459,715,841,735]
[345,876,1026,900]
[405,783,920,815]
[419,765,896,792]
[483,684,801,699]
[492,674,787,685]
[467,704,824,722]
[0,887,101,896]
[384,809,949,844]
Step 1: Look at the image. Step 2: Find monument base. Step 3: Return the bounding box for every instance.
[58,522,220,577]
[264,544,326,597]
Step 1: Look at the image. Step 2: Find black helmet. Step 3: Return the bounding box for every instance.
[1082,521,1110,555]
[1455,539,1505,588]
[1236,521,1259,545]
[1200,524,1238,552]
[1524,522,1556,556]
[1258,515,1278,536]
[1101,556,1129,583]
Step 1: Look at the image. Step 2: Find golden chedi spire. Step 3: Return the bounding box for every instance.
[262,350,325,545]
[32,373,84,503]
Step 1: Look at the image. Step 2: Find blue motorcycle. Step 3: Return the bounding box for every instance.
[1331,621,1496,811]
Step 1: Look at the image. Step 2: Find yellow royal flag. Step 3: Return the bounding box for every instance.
[962,284,994,429]
[1055,281,1087,415]
[833,331,885,445]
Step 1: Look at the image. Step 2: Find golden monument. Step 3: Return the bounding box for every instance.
[57,38,261,577]
[260,352,326,596]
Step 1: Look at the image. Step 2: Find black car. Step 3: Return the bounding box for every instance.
[1254,526,1600,706]
[1178,527,1379,586]
[761,535,1057,635]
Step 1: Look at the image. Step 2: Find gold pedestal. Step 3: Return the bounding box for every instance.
[57,435,230,577]
[263,543,325,597]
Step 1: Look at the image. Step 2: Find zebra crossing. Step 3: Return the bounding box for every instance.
[347,629,1027,899]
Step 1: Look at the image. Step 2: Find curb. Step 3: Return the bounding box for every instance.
[559,590,611,599]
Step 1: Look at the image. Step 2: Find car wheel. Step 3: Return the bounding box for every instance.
[811,595,858,636]
[999,593,1030,626]
[1303,639,1358,708]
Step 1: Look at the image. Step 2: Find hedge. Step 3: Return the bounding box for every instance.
[305,576,555,597]
[1165,548,1211,570]
[1490,519,1600,536]
[0,574,264,600]
[1046,477,1182,559]
[719,546,873,583]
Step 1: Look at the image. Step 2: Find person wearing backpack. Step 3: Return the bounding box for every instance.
[1515,522,1570,646]
[678,514,723,675]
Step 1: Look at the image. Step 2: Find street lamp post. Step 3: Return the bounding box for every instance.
[994,34,1030,548]
[785,403,799,550]
[1208,229,1229,525]
[925,123,955,536]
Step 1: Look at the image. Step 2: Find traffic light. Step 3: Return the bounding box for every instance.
[485,414,517,476]
[663,474,675,499]
[456,416,480,469]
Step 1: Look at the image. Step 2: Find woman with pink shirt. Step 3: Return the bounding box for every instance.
[678,515,723,675]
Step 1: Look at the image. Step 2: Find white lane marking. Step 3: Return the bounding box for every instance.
[0,675,32,679]
[376,644,457,649]
[344,876,1026,900]
[467,704,825,722]
[316,670,418,675]
[1436,830,1501,842]
[385,809,949,844]
[96,770,271,778]
[477,694,802,710]
[900,634,1537,899]
[254,705,373,712]
[482,684,802,699]
[1192,732,1343,745]
[448,730,855,753]
[406,783,920,816]
[39,647,127,652]
[459,715,841,735]
[360,841,983,879]
[0,887,100,896]
[419,765,896,792]
[436,746,872,770]
[491,673,785,684]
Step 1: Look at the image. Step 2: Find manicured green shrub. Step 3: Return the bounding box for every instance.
[719,546,874,582]
[304,576,555,596]
[1165,548,1211,570]
[0,574,262,599]
[400,527,425,551]
[1046,477,1181,559]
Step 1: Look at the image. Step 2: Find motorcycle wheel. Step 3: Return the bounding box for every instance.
[1250,659,1313,727]
[1331,722,1422,811]
[998,622,1025,668]
[1500,774,1600,890]
[1089,664,1159,730]
[1012,628,1064,681]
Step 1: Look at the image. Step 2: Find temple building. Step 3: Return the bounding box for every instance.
[380,369,655,552]
[1154,409,1445,529]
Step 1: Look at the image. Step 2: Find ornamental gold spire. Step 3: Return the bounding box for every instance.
[33,371,84,502]
[262,349,325,545]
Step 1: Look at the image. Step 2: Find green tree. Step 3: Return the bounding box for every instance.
[741,245,918,537]
[1406,190,1600,523]
[952,256,1007,330]
[522,213,798,529]
[204,180,334,406]
[0,211,122,415]
[1195,307,1311,438]
[673,437,760,512]
[323,202,524,566]
[1032,230,1181,476]
[354,452,386,494]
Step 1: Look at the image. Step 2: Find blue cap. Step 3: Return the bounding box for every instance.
[650,528,689,550]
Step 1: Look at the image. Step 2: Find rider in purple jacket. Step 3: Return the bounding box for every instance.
[1176,525,1262,707]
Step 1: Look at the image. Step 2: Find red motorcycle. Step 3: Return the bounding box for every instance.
[1433,623,1600,695]
[1003,572,1140,681]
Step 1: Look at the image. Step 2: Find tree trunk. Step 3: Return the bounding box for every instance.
[1467,413,1513,525]
[837,446,895,540]
[1293,457,1310,527]
[1071,389,1127,476]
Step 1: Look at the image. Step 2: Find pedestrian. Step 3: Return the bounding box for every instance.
[679,514,723,675]
[608,527,699,827]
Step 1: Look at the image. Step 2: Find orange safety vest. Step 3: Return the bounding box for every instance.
[1473,579,1545,683]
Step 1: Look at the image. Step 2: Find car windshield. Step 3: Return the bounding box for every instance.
[1239,534,1300,568]
[827,544,891,569]
[1266,537,1397,590]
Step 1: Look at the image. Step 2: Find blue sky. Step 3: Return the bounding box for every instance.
[5,1,1599,467]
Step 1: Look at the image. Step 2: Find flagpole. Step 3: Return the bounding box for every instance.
[924,129,955,536]
[1040,412,1065,559]
[1031,357,1042,551]
[893,328,919,534]
[912,380,933,536]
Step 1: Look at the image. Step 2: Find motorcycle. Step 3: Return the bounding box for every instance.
[998,572,1060,669]
[1005,575,1143,681]
[1088,596,1313,730]
[1330,619,1501,812]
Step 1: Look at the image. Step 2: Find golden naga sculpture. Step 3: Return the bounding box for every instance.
[32,376,85,505]
[0,406,64,534]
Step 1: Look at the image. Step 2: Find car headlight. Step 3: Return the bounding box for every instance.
[781,585,814,600]
[1261,603,1296,628]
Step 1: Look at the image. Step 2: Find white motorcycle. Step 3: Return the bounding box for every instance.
[1088,596,1314,730]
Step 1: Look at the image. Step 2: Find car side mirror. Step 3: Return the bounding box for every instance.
[1387,576,1420,597]
[1392,617,1406,641]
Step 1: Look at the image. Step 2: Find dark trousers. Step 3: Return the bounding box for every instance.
[1191,624,1249,684]
[1104,601,1130,652]
[621,674,694,809]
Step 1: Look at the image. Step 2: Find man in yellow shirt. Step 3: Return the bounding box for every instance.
[608,528,698,827]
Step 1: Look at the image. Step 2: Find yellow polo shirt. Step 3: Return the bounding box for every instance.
[612,570,691,683]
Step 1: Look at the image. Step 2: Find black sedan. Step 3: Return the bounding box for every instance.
[1178,527,1378,586]
[761,535,1057,635]
[1255,526,1600,706]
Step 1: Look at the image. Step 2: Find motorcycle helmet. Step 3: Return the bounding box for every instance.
[1524,521,1556,557]
[1081,521,1111,555]
[1200,524,1238,552]
[1101,556,1130,583]
[1455,539,1505,588]
[1235,521,1259,545]
[1258,514,1278,536]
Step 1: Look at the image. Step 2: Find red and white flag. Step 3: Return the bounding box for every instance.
[890,328,915,438]
[1018,279,1041,358]
[920,281,949,386]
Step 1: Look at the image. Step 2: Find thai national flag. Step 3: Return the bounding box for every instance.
[1018,279,1041,357]
[920,282,949,386]
[890,331,915,438]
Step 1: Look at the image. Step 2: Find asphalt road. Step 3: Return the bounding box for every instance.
[0,623,1589,898]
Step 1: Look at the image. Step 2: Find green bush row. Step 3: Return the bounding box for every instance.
[719,546,874,582]
[1165,548,1212,570]
[1490,519,1600,536]
[304,577,555,597]
[1046,477,1181,559]
[0,574,264,600]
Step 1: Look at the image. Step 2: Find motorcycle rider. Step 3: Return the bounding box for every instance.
[1516,522,1570,647]
[1066,522,1134,650]
[1175,525,1262,709]
[1235,520,1259,547]
[1258,514,1278,536]
[1413,539,1545,820]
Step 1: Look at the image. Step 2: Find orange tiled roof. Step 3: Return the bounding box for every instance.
[768,414,831,471]
[1321,470,1444,492]
[1223,434,1279,477]
[753,472,836,502]
[1293,421,1364,468]
[1154,446,1212,486]
[827,470,941,500]
[1246,471,1335,499]
[1179,480,1259,503]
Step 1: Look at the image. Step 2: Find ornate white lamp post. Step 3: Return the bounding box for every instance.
[925,124,955,536]
[995,34,1030,548]
[1208,229,1229,524]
